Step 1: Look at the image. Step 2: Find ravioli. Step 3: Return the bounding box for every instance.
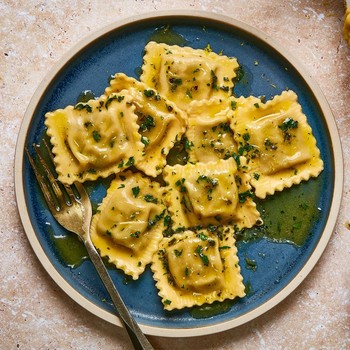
[163,158,260,231]
[230,90,324,198]
[104,73,187,177]
[90,171,166,279]
[151,227,245,310]
[186,97,237,163]
[140,41,239,110]
[45,94,143,184]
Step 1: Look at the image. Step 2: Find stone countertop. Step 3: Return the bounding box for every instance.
[1,1,349,349]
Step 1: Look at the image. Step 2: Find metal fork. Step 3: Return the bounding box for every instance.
[25,140,154,350]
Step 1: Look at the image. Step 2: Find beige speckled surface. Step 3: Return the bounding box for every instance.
[1,1,350,349]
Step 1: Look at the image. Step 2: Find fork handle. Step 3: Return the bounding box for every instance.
[83,239,155,350]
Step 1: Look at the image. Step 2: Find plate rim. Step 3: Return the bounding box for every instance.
[14,10,344,337]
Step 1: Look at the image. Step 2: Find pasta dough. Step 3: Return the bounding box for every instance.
[90,171,166,279]
[45,94,143,184]
[151,227,245,310]
[230,90,324,198]
[104,73,187,177]
[163,158,260,231]
[141,41,239,110]
[186,97,237,163]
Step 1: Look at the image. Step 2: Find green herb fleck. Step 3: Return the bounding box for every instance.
[141,135,150,146]
[144,89,155,97]
[144,194,158,204]
[125,157,135,167]
[92,130,101,142]
[140,115,155,132]
[105,95,124,109]
[130,231,141,238]
[195,245,209,266]
[278,117,299,141]
[74,102,92,113]
[245,255,257,271]
[174,249,183,257]
[239,190,254,203]
[132,186,140,198]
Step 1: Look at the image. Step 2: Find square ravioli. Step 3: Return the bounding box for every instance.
[104,73,187,177]
[45,93,144,184]
[151,227,245,310]
[140,41,239,110]
[90,171,166,279]
[163,158,260,231]
[230,90,324,198]
[186,97,237,163]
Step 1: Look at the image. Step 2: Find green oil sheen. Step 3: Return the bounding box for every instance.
[49,228,88,268]
[76,89,96,103]
[237,178,321,246]
[190,299,235,319]
[148,25,188,46]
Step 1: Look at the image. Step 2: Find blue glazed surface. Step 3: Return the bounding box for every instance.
[23,16,334,330]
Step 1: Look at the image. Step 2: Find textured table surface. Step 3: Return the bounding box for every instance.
[1,1,349,349]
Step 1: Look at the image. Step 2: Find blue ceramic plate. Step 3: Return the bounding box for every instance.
[15,11,343,337]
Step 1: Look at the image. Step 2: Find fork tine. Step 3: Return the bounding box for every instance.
[32,143,70,205]
[42,139,78,203]
[25,146,61,212]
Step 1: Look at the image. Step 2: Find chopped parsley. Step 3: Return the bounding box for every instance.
[132,186,140,198]
[141,135,150,146]
[125,157,135,167]
[139,115,155,132]
[210,69,219,90]
[74,102,92,113]
[130,231,141,238]
[144,194,158,204]
[264,138,277,150]
[169,77,182,92]
[105,95,125,110]
[144,89,155,97]
[92,130,101,142]
[175,178,187,193]
[194,245,209,266]
[278,117,299,141]
[174,249,183,257]
[196,175,218,201]
[239,190,254,203]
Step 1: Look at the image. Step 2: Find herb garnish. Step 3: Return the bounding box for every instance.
[132,186,140,198]
[105,95,124,110]
[125,157,135,167]
[194,245,209,266]
[92,130,101,142]
[144,194,158,204]
[278,117,298,141]
[139,115,155,132]
[74,102,92,113]
[239,190,254,203]
[144,89,155,97]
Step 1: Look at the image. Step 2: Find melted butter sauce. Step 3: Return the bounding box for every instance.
[76,89,96,103]
[48,228,88,268]
[147,25,188,46]
[237,178,321,247]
